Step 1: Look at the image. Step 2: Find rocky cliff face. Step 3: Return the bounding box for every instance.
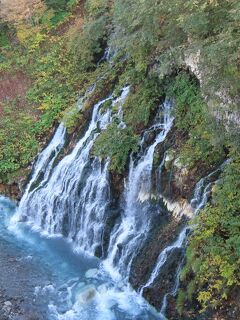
[0,183,21,200]
[185,50,240,129]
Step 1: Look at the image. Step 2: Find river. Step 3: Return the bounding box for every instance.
[0,195,162,320]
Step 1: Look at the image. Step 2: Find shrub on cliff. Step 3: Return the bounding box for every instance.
[67,0,111,72]
[181,153,240,311]
[93,123,138,172]
[0,110,38,183]
[166,72,226,169]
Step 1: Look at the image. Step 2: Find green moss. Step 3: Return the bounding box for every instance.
[62,105,83,133]
[123,76,162,131]
[176,290,186,315]
[93,123,138,172]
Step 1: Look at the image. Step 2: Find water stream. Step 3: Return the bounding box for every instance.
[1,195,161,320]
[5,88,168,319]
[104,101,174,281]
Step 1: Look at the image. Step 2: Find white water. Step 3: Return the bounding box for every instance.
[18,123,66,214]
[2,197,161,320]
[104,101,174,280]
[15,89,134,256]
[8,87,169,319]
[114,86,129,129]
[12,82,226,319]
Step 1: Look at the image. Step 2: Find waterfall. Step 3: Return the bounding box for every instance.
[115,86,129,129]
[17,123,66,218]
[140,165,226,317]
[16,88,130,257]
[104,101,174,280]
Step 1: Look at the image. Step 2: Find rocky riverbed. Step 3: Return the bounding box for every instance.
[0,224,53,320]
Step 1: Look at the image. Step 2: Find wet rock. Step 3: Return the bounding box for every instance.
[101,208,121,258]
[142,248,184,309]
[0,183,21,200]
[76,285,97,304]
[164,149,175,170]
[129,214,186,309]
[130,215,180,287]
[142,131,157,149]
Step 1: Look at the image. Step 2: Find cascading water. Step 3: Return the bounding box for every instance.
[17,96,112,255]
[114,86,129,129]
[104,101,174,280]
[9,86,167,319]
[16,88,129,256]
[140,164,226,317]
[7,78,226,319]
[18,123,66,213]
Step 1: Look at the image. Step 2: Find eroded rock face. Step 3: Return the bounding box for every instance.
[0,183,21,200]
[129,214,186,307]
[129,212,170,287]
[127,125,222,312]
[142,248,184,308]
[185,50,240,130]
[162,197,193,219]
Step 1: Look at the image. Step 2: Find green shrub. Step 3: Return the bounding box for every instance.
[0,23,10,48]
[0,110,38,182]
[93,123,138,172]
[183,153,240,311]
[66,0,111,72]
[176,290,186,315]
[44,0,70,11]
[166,73,226,168]
[62,105,83,133]
[123,77,162,131]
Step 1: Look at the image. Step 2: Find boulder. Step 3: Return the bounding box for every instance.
[76,285,97,304]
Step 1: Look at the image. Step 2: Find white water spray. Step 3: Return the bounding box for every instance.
[15,88,130,257]
[104,101,174,280]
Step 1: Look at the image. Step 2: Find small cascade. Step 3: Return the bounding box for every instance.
[140,165,225,316]
[114,86,129,129]
[16,88,130,257]
[97,47,114,65]
[140,227,189,296]
[104,101,174,280]
[17,124,66,218]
